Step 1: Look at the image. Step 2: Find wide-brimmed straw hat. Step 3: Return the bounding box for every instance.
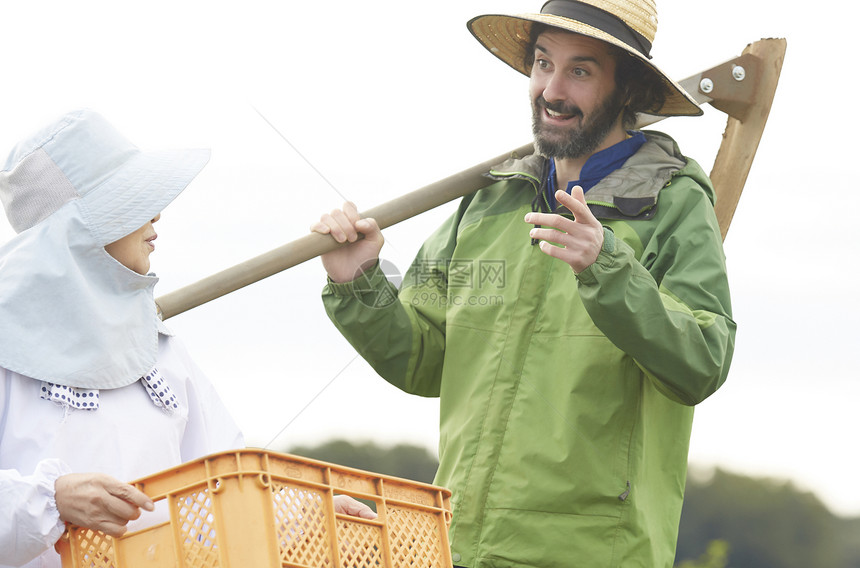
[0,108,210,245]
[467,0,702,117]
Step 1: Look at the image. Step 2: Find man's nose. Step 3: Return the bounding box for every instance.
[541,72,567,103]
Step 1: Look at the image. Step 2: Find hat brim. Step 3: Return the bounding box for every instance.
[468,13,702,117]
[82,147,211,246]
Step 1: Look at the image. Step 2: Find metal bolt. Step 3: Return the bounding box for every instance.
[699,78,714,93]
[732,65,746,81]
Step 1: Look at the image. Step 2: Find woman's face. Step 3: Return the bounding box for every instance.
[104,213,161,274]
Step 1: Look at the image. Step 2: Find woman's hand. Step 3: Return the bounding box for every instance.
[55,473,154,537]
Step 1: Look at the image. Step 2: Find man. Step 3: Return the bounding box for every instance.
[312,1,735,566]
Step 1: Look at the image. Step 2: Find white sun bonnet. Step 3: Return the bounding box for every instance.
[0,109,210,389]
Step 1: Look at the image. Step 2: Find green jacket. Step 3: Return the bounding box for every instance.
[323,131,735,568]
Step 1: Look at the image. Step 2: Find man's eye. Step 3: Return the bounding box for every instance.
[573,68,588,77]
[536,59,549,69]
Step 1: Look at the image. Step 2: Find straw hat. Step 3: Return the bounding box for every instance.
[467,0,702,117]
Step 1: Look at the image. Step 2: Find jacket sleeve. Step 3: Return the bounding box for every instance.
[576,180,736,405]
[322,201,467,398]
[0,459,71,566]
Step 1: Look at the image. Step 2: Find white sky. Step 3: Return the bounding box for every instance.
[2,1,858,517]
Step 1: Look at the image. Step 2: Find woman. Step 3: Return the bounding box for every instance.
[0,110,371,568]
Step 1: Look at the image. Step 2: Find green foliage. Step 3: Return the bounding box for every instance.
[676,540,729,568]
[675,468,860,568]
[286,439,439,484]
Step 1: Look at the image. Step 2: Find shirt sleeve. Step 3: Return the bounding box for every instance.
[0,458,71,566]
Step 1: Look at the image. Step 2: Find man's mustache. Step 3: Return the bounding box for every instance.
[536,95,583,118]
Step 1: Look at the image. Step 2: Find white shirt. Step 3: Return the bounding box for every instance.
[0,332,244,568]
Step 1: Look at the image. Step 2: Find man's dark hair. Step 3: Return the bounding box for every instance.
[524,23,667,129]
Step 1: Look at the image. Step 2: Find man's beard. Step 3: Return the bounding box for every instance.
[531,89,625,160]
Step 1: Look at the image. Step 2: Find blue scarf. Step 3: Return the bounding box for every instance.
[546,131,646,210]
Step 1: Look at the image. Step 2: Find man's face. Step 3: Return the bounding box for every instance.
[528,30,625,160]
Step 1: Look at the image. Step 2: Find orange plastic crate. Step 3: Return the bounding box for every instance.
[56,449,453,568]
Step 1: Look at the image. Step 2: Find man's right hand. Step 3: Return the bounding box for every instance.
[311,201,385,283]
[55,473,154,537]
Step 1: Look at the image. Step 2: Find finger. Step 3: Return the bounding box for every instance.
[344,204,383,248]
[334,495,378,519]
[554,189,586,215]
[357,506,378,520]
[310,220,332,234]
[313,212,342,239]
[328,209,360,243]
[555,189,599,227]
[355,217,382,241]
[100,494,144,524]
[569,185,587,206]
[536,240,566,260]
[524,211,574,232]
[107,482,154,514]
[529,227,567,245]
[99,521,130,539]
[342,201,361,224]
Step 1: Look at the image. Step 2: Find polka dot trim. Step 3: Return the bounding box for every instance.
[39,382,100,409]
[141,367,179,416]
[38,368,179,415]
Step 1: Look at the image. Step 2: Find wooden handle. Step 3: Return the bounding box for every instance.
[156,143,534,320]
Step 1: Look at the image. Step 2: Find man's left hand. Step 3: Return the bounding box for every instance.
[525,187,604,273]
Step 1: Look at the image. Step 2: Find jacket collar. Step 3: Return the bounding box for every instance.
[487,131,688,220]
